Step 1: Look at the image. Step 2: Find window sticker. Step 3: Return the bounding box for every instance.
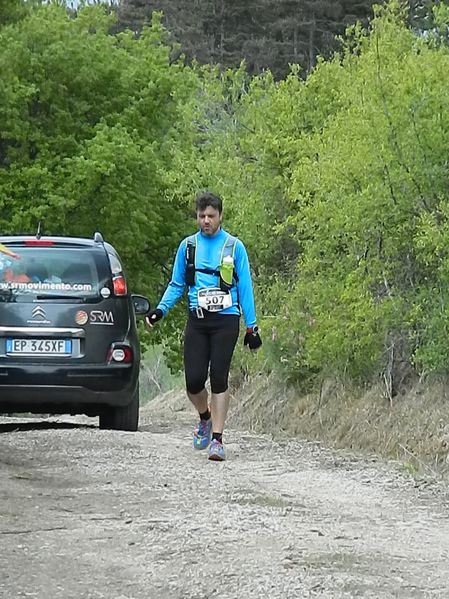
[0,249,97,295]
[0,281,92,293]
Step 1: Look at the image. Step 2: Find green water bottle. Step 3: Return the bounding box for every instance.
[219,255,234,290]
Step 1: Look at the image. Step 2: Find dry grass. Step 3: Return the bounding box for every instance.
[227,374,449,478]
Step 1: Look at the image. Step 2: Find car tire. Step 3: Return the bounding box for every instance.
[99,384,139,432]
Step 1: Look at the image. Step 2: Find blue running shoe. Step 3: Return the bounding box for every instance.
[193,418,212,450]
[208,438,225,461]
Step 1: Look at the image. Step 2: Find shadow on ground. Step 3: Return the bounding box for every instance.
[0,420,96,434]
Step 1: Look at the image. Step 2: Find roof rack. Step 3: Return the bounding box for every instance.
[93,232,104,243]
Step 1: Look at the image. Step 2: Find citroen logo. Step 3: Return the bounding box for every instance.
[32,305,46,319]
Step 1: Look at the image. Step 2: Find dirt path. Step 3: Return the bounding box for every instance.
[0,399,448,599]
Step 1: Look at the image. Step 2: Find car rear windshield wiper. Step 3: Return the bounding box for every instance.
[35,294,90,301]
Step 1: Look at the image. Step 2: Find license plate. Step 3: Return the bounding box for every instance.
[6,338,72,356]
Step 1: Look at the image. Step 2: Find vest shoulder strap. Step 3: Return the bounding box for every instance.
[220,234,237,261]
[185,234,196,266]
[185,235,196,287]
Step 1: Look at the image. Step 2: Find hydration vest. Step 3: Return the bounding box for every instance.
[185,233,238,292]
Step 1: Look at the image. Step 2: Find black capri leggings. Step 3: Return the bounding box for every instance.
[184,311,240,394]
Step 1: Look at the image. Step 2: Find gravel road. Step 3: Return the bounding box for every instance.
[1,397,448,599]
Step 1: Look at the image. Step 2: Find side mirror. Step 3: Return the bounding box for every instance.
[131,294,150,316]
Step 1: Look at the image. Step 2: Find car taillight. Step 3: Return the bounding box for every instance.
[106,345,132,363]
[112,275,127,296]
[24,240,54,246]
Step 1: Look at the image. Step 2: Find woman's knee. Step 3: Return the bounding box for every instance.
[186,376,207,395]
[209,369,228,394]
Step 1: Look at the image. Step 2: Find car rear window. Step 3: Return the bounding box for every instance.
[0,245,104,299]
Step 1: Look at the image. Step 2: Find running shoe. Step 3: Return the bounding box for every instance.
[208,438,225,461]
[192,418,212,450]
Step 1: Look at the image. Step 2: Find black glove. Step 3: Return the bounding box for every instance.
[145,308,163,328]
[244,326,262,351]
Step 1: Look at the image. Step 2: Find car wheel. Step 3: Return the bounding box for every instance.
[99,384,139,432]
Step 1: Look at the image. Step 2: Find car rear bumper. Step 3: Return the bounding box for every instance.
[0,363,138,413]
[0,384,136,409]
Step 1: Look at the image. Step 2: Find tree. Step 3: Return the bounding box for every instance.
[0,0,37,25]
[115,0,383,78]
[0,3,197,305]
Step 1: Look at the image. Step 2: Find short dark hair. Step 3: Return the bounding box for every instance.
[194,191,222,214]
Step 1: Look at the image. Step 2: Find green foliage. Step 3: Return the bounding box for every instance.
[0,0,34,25]
[0,3,196,305]
[183,0,449,385]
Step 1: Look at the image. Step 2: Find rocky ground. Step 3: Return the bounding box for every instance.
[0,393,448,598]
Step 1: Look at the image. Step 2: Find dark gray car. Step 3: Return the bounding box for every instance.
[0,232,150,431]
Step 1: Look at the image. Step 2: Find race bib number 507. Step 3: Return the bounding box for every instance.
[197,287,233,312]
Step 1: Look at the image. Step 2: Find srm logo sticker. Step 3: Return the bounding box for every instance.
[90,310,114,325]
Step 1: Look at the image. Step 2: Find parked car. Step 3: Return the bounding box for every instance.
[0,232,150,431]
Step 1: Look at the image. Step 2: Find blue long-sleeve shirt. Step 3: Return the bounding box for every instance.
[157,228,257,328]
